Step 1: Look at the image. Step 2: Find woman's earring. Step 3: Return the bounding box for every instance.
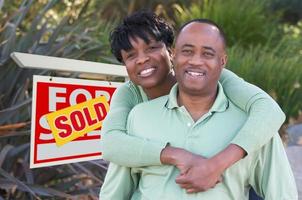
[170,61,175,75]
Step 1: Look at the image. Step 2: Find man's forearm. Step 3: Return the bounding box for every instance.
[160,146,189,165]
[160,144,245,166]
[210,144,246,172]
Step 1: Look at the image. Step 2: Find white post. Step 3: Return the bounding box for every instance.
[11,52,128,78]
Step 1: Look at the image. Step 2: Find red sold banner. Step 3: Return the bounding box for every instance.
[30,75,121,168]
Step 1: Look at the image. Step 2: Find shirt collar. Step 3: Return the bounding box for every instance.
[165,82,229,113]
[138,85,149,102]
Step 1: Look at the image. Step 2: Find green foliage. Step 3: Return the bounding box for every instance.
[0,142,108,199]
[270,0,302,23]
[0,0,111,125]
[0,0,112,199]
[95,0,194,22]
[227,38,302,119]
[174,0,281,47]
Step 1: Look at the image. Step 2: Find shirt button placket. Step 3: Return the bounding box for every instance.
[185,121,194,149]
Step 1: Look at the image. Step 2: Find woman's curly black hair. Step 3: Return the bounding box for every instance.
[109,10,174,63]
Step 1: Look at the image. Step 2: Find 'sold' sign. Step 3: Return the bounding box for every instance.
[30,75,120,168]
[46,96,109,147]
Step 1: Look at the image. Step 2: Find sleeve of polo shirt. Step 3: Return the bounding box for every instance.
[100,83,167,167]
[248,135,298,199]
[99,163,139,200]
[219,68,286,154]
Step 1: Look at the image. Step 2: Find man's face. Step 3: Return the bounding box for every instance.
[121,36,172,89]
[173,22,227,96]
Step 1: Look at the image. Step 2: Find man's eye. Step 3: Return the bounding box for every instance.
[182,49,193,55]
[204,52,214,57]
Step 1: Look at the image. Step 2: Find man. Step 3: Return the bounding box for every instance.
[101,19,297,199]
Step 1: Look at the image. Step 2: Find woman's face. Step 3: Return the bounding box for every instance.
[121,36,172,89]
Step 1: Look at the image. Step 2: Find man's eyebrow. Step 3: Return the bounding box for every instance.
[180,44,216,53]
[181,44,194,48]
[202,46,216,53]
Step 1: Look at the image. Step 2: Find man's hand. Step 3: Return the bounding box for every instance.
[160,146,223,193]
[175,156,223,193]
[175,144,246,193]
[160,146,194,174]
[160,144,246,193]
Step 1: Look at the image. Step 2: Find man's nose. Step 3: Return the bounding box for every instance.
[188,55,204,66]
[136,53,149,64]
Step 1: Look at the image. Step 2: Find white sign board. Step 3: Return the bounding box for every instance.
[30,75,121,168]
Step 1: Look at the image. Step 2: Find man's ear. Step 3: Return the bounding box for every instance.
[221,54,227,68]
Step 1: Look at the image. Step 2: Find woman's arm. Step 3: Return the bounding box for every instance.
[100,163,139,200]
[100,82,167,167]
[220,68,286,154]
[206,68,286,175]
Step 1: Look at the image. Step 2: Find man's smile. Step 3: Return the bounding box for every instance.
[184,68,206,79]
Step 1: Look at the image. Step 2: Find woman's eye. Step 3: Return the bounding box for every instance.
[126,53,135,59]
[148,45,158,50]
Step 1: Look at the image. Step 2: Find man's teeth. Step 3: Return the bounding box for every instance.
[140,68,155,76]
[187,71,205,76]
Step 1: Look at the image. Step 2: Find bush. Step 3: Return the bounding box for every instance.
[174,0,282,47]
[0,0,110,199]
[227,39,302,120]
[270,0,302,23]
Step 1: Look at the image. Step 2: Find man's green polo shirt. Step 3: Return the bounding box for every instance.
[101,83,297,200]
[100,69,286,168]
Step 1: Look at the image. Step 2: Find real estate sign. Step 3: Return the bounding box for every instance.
[30,75,120,168]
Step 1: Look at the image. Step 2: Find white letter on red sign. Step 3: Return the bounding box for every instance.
[49,87,66,111]
[95,91,110,102]
[39,115,54,140]
[70,89,92,106]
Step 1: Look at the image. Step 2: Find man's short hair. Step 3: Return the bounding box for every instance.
[178,19,227,48]
[109,10,174,62]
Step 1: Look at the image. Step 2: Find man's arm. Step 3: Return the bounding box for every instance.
[249,134,298,199]
[101,82,167,167]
